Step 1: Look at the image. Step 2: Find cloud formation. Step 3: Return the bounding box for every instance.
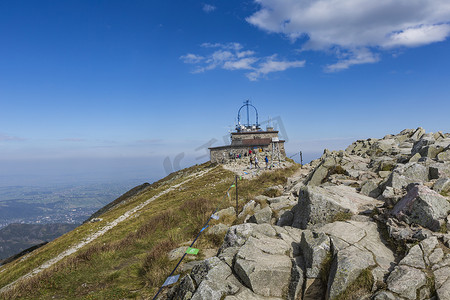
[247,0,450,70]
[202,4,216,13]
[180,43,305,80]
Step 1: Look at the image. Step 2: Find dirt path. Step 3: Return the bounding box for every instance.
[0,167,215,294]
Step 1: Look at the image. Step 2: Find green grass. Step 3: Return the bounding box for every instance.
[334,267,374,300]
[0,162,301,300]
[331,211,353,222]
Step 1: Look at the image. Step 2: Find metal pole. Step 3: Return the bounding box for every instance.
[235,175,238,217]
[246,102,250,127]
[300,151,303,167]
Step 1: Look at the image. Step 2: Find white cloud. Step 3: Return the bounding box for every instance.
[202,4,216,13]
[384,24,450,48]
[181,43,305,80]
[246,55,305,81]
[180,53,204,64]
[325,48,380,72]
[247,0,450,70]
[223,57,258,70]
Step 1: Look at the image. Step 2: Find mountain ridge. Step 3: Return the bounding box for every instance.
[1,127,449,299]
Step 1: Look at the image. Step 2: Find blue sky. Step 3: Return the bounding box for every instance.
[1,0,449,185]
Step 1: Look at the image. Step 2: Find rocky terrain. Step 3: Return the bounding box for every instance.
[165,128,450,300]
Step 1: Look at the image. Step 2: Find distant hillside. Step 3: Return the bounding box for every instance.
[0,162,300,299]
[0,223,78,260]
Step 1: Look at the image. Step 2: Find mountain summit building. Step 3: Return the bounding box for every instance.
[209,101,286,164]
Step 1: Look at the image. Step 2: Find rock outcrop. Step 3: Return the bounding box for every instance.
[167,128,450,300]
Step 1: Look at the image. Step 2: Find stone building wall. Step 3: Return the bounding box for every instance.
[231,131,279,141]
[210,142,285,164]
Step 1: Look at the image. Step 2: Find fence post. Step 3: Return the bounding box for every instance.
[300,151,303,168]
[235,175,238,217]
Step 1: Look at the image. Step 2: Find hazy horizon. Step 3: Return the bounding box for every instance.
[1,0,449,188]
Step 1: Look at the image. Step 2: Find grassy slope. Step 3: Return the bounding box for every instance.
[0,162,300,300]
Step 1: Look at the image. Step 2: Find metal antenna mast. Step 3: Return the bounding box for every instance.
[236,100,260,131]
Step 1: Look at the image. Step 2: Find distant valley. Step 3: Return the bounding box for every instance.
[0,180,146,228]
[0,223,78,261]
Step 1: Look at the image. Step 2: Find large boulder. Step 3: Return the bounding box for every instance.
[305,164,329,186]
[247,206,273,224]
[437,148,450,161]
[386,265,427,300]
[429,162,450,179]
[433,177,450,194]
[318,221,395,300]
[234,236,292,297]
[292,185,382,229]
[384,162,429,191]
[299,231,331,278]
[391,184,450,231]
[360,179,382,198]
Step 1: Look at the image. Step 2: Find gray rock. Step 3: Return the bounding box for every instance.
[379,171,391,178]
[267,195,290,204]
[276,211,294,227]
[410,127,426,141]
[234,236,292,297]
[373,290,399,300]
[326,245,375,300]
[181,260,204,272]
[385,163,429,192]
[399,244,426,269]
[220,223,257,250]
[429,162,450,179]
[289,258,304,300]
[191,258,242,300]
[167,275,196,300]
[433,177,450,194]
[420,144,445,159]
[299,230,331,278]
[270,199,296,212]
[318,221,395,299]
[399,141,414,148]
[403,163,429,183]
[409,152,421,163]
[360,179,382,198]
[292,185,381,229]
[436,278,450,300]
[387,265,427,300]
[385,171,409,191]
[419,236,438,257]
[437,149,450,161]
[306,164,329,186]
[238,200,257,219]
[217,207,236,219]
[247,206,272,224]
[434,265,450,300]
[191,257,223,286]
[254,195,269,203]
[207,224,229,236]
[223,287,282,300]
[429,247,444,265]
[391,184,450,231]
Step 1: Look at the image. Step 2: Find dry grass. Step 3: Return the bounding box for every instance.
[0,162,302,299]
[140,240,178,287]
